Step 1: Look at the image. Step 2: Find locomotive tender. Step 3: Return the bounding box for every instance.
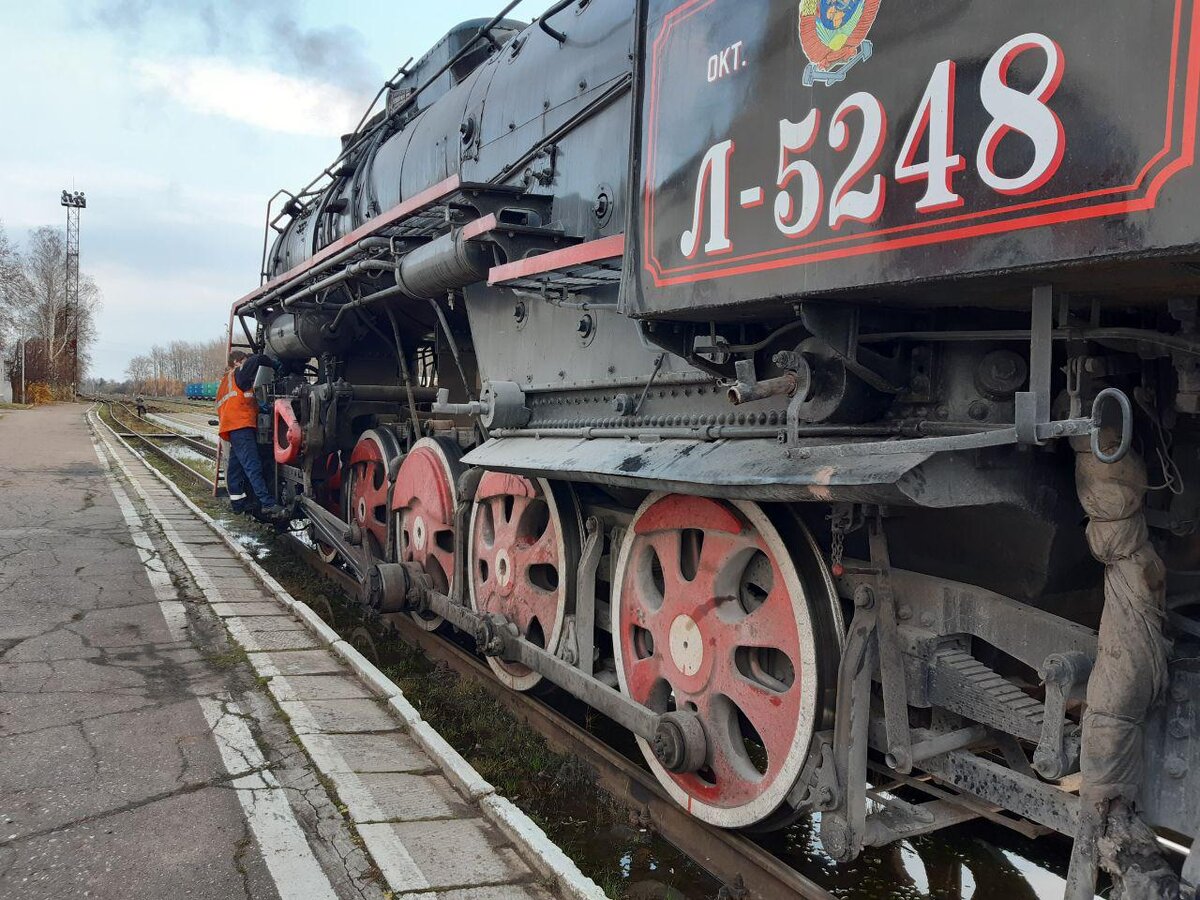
[226,2,1200,895]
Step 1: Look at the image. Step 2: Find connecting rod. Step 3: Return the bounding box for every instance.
[364,559,707,775]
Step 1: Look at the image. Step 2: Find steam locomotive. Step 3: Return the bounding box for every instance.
[225,2,1200,895]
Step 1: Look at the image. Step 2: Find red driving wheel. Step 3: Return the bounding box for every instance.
[612,493,841,829]
[393,437,463,631]
[345,428,403,558]
[467,472,579,691]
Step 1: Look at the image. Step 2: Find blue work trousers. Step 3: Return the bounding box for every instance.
[225,427,276,509]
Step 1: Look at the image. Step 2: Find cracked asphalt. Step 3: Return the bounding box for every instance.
[0,404,385,900]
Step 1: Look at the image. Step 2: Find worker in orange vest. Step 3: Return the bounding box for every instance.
[217,350,289,522]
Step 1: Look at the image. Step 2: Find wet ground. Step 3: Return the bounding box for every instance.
[768,814,1074,898]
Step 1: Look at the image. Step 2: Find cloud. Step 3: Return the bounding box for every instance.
[85,0,377,92]
[87,260,243,379]
[134,58,362,137]
[0,162,268,231]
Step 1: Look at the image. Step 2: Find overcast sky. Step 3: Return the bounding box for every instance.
[0,0,528,379]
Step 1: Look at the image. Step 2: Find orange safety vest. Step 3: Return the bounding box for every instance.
[216,369,258,438]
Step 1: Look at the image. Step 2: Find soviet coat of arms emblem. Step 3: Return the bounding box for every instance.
[799,0,883,86]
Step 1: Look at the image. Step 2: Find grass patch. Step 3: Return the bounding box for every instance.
[206,644,250,671]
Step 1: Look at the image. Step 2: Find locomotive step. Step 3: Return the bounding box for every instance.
[0,402,602,900]
[488,233,625,294]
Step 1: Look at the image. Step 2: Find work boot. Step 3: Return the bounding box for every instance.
[257,504,292,525]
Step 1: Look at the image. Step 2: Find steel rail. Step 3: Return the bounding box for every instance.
[284,535,835,900]
[101,403,216,489]
[113,402,218,460]
[139,409,221,455]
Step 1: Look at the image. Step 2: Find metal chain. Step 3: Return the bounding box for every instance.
[830,525,846,577]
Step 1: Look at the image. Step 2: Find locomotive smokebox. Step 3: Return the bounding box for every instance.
[264,311,350,360]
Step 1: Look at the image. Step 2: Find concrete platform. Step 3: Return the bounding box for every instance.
[0,404,332,899]
[83,404,604,900]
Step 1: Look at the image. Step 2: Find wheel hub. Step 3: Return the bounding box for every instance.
[494,548,513,590]
[668,614,705,678]
[652,710,708,774]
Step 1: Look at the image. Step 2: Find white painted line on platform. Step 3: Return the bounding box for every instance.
[354,824,432,893]
[89,418,339,900]
[199,695,340,900]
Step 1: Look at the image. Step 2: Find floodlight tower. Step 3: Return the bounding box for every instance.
[60,189,86,399]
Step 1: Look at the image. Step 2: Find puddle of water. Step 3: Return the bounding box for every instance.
[228,526,270,560]
[750,808,1082,900]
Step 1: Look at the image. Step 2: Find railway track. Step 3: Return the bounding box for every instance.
[104,400,217,458]
[100,400,217,489]
[146,408,220,444]
[152,397,216,411]
[286,534,836,900]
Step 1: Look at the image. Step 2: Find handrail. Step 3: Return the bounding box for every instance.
[538,0,574,42]
[256,0,529,286]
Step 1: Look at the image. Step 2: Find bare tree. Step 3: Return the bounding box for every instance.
[201,336,227,379]
[157,341,191,392]
[3,226,102,391]
[121,334,228,393]
[0,222,22,351]
[125,353,152,387]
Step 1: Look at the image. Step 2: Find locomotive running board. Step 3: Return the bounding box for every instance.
[461,432,1072,508]
[233,175,556,314]
[488,233,625,296]
[462,213,582,265]
[235,175,463,312]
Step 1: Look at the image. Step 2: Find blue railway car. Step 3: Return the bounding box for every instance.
[185,381,218,401]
